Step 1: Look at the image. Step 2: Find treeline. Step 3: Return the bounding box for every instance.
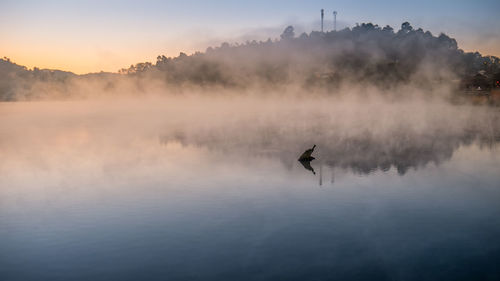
[0,58,123,100]
[122,22,500,91]
[0,57,76,100]
[1,22,499,100]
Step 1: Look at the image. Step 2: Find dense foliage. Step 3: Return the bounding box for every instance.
[1,22,499,100]
[122,22,500,90]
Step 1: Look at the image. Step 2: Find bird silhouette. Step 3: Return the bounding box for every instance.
[298,145,316,161]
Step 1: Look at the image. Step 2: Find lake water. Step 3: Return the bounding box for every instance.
[1,98,500,281]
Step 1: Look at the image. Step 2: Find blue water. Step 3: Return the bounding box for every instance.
[1,143,499,281]
[1,100,500,281]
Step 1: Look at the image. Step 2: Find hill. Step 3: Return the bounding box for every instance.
[1,22,499,100]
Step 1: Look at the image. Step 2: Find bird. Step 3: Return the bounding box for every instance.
[298,144,316,161]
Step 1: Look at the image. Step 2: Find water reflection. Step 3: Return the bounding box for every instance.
[1,100,500,281]
[299,159,316,174]
[161,125,500,176]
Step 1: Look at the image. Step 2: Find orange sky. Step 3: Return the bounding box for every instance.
[3,32,498,75]
[1,0,499,74]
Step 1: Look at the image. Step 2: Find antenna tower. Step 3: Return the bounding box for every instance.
[321,9,324,32]
[333,11,337,31]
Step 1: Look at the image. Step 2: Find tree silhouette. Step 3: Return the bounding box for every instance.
[280,26,295,40]
[1,21,500,101]
[400,22,413,33]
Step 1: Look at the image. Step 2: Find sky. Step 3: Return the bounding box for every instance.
[1,0,499,74]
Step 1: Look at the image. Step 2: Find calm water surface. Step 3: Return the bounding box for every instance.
[1,100,500,281]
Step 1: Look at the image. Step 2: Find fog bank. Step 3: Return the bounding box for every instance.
[1,96,499,181]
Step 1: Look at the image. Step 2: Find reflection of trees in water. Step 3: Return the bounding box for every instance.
[160,117,500,175]
[320,135,458,175]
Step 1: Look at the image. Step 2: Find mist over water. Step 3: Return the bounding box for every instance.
[2,94,499,178]
[2,6,500,279]
[1,94,500,281]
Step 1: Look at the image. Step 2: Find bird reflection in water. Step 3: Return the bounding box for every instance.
[299,159,316,175]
